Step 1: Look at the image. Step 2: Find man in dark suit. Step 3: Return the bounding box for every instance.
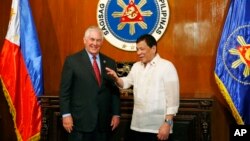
[60,26,120,141]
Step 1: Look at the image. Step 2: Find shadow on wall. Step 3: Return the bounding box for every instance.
[0,83,17,140]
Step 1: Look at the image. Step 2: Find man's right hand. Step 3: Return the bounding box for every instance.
[62,115,73,133]
[106,67,118,80]
[106,67,124,88]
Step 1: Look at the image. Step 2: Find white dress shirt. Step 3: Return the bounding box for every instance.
[121,54,179,133]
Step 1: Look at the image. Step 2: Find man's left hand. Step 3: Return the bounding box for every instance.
[110,116,120,131]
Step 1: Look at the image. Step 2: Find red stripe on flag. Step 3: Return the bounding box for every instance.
[0,39,41,140]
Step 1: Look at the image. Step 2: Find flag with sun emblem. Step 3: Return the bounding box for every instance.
[0,0,43,140]
[214,0,250,125]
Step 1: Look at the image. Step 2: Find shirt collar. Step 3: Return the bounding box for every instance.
[86,51,100,60]
[140,54,160,66]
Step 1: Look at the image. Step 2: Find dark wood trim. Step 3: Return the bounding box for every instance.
[39,95,213,141]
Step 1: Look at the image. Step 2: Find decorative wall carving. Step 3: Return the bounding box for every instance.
[39,96,213,141]
[39,63,213,141]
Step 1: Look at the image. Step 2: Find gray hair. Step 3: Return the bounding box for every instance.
[84,26,103,40]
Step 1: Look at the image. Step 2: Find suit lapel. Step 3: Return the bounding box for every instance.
[99,54,106,88]
[82,49,99,86]
[100,54,113,89]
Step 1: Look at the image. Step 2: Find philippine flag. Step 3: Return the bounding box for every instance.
[0,0,44,140]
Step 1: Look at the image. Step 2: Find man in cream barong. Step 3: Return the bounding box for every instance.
[106,34,179,141]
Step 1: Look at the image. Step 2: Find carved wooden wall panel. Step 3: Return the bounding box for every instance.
[39,96,213,141]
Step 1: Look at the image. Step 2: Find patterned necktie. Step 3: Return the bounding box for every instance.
[92,56,101,86]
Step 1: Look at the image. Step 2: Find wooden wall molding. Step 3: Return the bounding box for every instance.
[39,96,213,141]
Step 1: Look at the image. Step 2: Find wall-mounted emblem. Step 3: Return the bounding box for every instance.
[97,0,170,51]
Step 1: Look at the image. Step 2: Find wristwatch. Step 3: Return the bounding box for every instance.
[164,119,173,126]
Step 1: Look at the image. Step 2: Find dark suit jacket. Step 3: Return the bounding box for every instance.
[60,49,120,132]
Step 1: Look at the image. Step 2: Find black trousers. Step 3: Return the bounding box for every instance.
[68,128,110,141]
[125,130,173,141]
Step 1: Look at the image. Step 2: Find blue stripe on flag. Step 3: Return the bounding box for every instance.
[20,0,44,96]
